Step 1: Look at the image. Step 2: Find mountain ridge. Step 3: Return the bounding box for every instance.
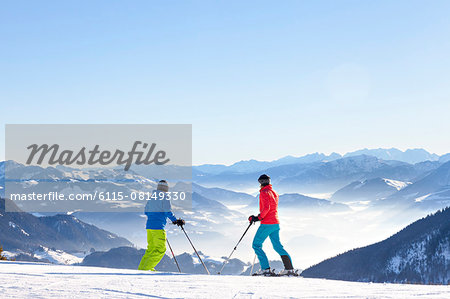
[301,207,450,284]
[194,148,443,175]
[0,197,132,254]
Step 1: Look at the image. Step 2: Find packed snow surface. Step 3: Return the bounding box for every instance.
[1,261,449,298]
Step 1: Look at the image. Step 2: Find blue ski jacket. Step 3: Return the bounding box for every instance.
[144,190,177,230]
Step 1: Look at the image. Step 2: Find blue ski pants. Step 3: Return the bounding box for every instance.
[252,224,291,270]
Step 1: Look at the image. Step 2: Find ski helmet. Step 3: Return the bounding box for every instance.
[258,174,270,186]
[157,180,169,192]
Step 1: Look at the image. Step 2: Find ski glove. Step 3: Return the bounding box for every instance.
[248,215,260,224]
[173,219,185,227]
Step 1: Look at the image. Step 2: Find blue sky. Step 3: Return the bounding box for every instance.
[1,1,450,165]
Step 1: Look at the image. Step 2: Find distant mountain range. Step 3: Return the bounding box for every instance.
[0,197,132,254]
[194,154,442,194]
[301,207,450,284]
[0,161,354,252]
[195,152,342,175]
[1,148,450,275]
[343,148,439,164]
[195,148,443,175]
[81,246,248,275]
[0,160,161,213]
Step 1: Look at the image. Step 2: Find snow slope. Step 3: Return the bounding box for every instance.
[1,261,449,298]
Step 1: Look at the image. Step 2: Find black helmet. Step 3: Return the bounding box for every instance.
[258,174,270,186]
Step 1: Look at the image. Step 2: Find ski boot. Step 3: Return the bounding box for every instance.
[278,269,299,276]
[252,268,277,276]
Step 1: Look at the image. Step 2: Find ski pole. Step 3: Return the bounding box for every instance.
[249,254,257,276]
[179,224,210,275]
[218,222,253,275]
[166,238,181,273]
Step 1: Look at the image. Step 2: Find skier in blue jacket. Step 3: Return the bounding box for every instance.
[138,180,184,271]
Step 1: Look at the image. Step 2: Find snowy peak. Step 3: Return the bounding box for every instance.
[381,178,411,191]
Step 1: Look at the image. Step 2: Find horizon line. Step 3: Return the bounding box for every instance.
[193,147,447,166]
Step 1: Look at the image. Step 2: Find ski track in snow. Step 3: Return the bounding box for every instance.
[1,261,449,299]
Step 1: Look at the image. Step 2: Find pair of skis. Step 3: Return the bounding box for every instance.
[252,269,300,277]
[218,223,300,277]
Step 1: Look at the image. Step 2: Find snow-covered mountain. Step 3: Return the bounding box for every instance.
[344,148,440,164]
[301,207,450,284]
[195,152,342,175]
[2,156,449,272]
[376,161,450,210]
[331,177,411,203]
[0,161,248,257]
[194,155,441,194]
[194,148,444,176]
[2,160,160,213]
[10,246,85,265]
[0,198,132,256]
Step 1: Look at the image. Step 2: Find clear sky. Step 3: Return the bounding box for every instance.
[1,1,450,165]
